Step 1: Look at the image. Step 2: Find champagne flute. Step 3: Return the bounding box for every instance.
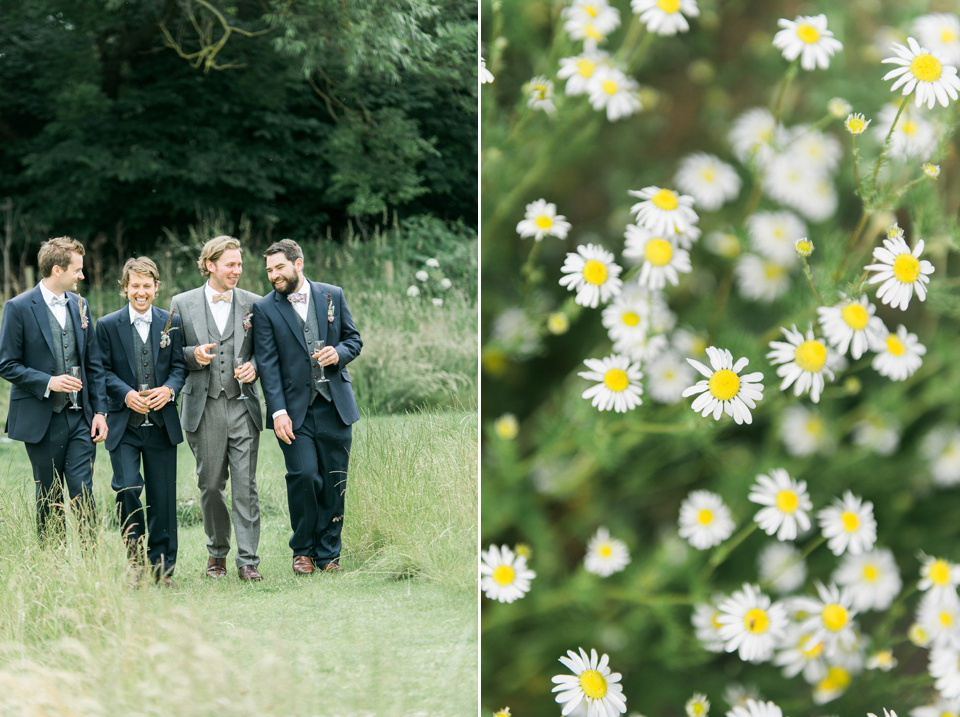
[311,340,329,384]
[234,357,249,400]
[68,366,82,410]
[139,383,154,427]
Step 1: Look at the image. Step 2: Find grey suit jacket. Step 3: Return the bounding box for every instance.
[169,286,263,434]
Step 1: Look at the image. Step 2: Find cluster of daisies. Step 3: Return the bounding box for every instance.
[405,256,453,306]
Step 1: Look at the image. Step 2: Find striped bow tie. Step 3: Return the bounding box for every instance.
[133,315,151,327]
[288,293,307,304]
[212,292,232,303]
[49,296,69,307]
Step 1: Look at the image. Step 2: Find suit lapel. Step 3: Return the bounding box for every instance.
[274,290,309,354]
[310,280,329,344]
[66,293,85,356]
[117,310,137,378]
[234,290,250,357]
[29,287,56,357]
[150,306,164,369]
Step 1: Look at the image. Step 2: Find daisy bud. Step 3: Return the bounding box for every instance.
[924,162,941,178]
[493,413,519,440]
[547,312,570,334]
[795,238,815,256]
[828,97,852,117]
[844,112,870,135]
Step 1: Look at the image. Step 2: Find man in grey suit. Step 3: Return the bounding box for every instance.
[170,235,264,581]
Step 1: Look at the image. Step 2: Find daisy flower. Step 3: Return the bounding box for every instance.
[924,162,941,178]
[914,13,960,66]
[747,210,806,265]
[734,254,792,303]
[704,231,741,258]
[793,582,860,657]
[682,346,764,425]
[729,107,779,166]
[795,238,814,257]
[761,156,834,222]
[919,555,960,599]
[480,57,494,84]
[817,294,886,360]
[871,324,926,381]
[558,49,612,96]
[916,591,960,647]
[623,224,692,290]
[562,0,621,43]
[579,354,643,412]
[587,66,642,121]
[628,186,699,236]
[678,490,735,550]
[601,285,652,344]
[828,97,852,117]
[813,665,855,704]
[584,526,631,576]
[551,647,627,717]
[630,0,699,36]
[766,324,836,403]
[645,351,696,404]
[548,311,570,335]
[930,643,960,699]
[491,307,542,358]
[614,331,669,365]
[780,404,834,457]
[922,426,960,487]
[517,199,572,241]
[686,693,710,717]
[910,697,960,717]
[773,14,843,70]
[844,113,870,135]
[493,413,519,440]
[749,468,813,541]
[866,235,935,310]
[758,542,807,594]
[866,649,897,671]
[559,244,623,308]
[716,584,789,663]
[674,153,742,211]
[480,544,536,603]
[784,126,843,174]
[493,708,510,717]
[525,75,557,114]
[832,548,902,612]
[850,413,901,456]
[773,624,829,682]
[692,598,727,653]
[873,102,938,159]
[882,37,960,109]
[818,491,877,556]
[723,685,762,710]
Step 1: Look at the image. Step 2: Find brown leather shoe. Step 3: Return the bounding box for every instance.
[159,575,176,588]
[292,555,315,575]
[205,556,227,578]
[321,561,342,573]
[238,565,263,582]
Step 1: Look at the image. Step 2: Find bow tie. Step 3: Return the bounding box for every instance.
[49,296,69,308]
[133,315,152,327]
[288,293,307,304]
[212,291,232,303]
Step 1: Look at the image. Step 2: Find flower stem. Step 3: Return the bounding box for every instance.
[870,97,909,191]
[700,522,759,583]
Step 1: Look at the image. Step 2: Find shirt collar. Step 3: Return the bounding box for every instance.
[204,282,233,303]
[291,279,309,303]
[38,281,65,306]
[128,304,152,324]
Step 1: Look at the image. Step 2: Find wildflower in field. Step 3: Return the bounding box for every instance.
[516,198,572,241]
[584,526,631,576]
[562,0,621,43]
[514,543,531,558]
[929,643,960,698]
[558,49,612,96]
[883,37,960,109]
[440,278,452,290]
[630,0,699,36]
[525,75,557,114]
[673,222,703,251]
[493,708,510,717]
[628,186,699,236]
[794,174,839,223]
[850,413,901,456]
[578,354,644,412]
[729,108,780,166]
[704,231,741,258]
[548,311,570,335]
[559,244,623,308]
[716,584,789,664]
[795,238,814,257]
[678,490,735,550]
[871,324,925,381]
[686,693,710,717]
[416,269,429,282]
[749,468,813,541]
[480,544,536,603]
[587,66,642,121]
[922,426,960,487]
[773,624,828,682]
[671,327,707,359]
[921,163,941,180]
[812,664,855,704]
[918,555,960,599]
[551,647,627,717]
[916,591,960,647]
[817,294,886,360]
[865,649,897,671]
[832,548,902,612]
[909,622,933,647]
[818,491,877,556]
[767,325,837,403]
[785,125,844,174]
[747,211,806,265]
[480,57,494,84]
[780,404,834,456]
[911,697,960,717]
[692,598,727,653]
[406,285,420,297]
[794,582,860,657]
[828,97,852,117]
[914,13,960,66]
[758,542,807,594]
[873,103,938,159]
[615,331,669,365]
[492,307,542,358]
[645,351,696,404]
[845,113,870,135]
[425,257,439,268]
[762,156,837,222]
[866,235,934,310]
[723,685,762,710]
[674,153,742,211]
[682,346,764,425]
[773,14,843,70]
[493,413,519,440]
[623,224,692,290]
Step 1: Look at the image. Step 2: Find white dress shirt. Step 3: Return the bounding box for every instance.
[288,281,310,322]
[204,283,232,335]
[38,281,67,328]
[129,304,152,343]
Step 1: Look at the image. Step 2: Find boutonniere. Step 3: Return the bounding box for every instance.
[160,309,179,349]
[77,295,89,329]
[327,290,334,323]
[242,303,252,332]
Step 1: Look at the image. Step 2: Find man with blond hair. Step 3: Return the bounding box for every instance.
[0,237,108,541]
[170,236,264,581]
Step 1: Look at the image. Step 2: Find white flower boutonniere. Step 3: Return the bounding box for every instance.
[78,296,89,330]
[160,309,180,348]
[327,290,334,323]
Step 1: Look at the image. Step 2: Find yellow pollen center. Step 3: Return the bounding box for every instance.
[941,611,954,627]
[492,565,515,585]
[794,340,827,372]
[577,58,597,78]
[582,259,609,286]
[657,0,680,13]
[942,29,957,44]
[902,118,917,135]
[621,311,640,327]
[644,238,674,266]
[822,604,849,631]
[841,510,859,532]
[585,4,598,17]
[846,117,867,134]
[651,188,679,210]
[602,79,618,95]
[942,712,959,717]
[702,169,715,181]
[534,215,553,231]
[930,559,951,585]
[697,509,714,525]
[886,335,906,356]
[776,490,799,513]
[691,703,707,717]
[585,24,602,41]
[797,23,821,44]
[708,369,740,401]
[764,262,785,280]
[603,368,629,392]
[533,84,548,100]
[892,253,920,283]
[821,666,851,691]
[841,304,869,330]
[802,640,824,658]
[911,53,943,82]
[599,543,613,557]
[863,564,879,581]
[744,607,770,634]
[805,417,823,436]
[579,669,608,699]
[711,613,722,629]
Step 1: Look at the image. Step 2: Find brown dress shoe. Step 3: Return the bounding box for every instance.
[205,556,227,578]
[321,561,343,572]
[292,555,315,575]
[238,565,263,582]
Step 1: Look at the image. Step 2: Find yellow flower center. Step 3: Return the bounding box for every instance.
[941,610,954,627]
[805,417,824,436]
[841,304,869,330]
[657,0,680,13]
[863,564,879,581]
[744,607,770,634]
[577,58,597,78]
[535,215,554,231]
[697,508,714,525]
[701,169,715,181]
[886,335,906,356]
[691,702,707,717]
[584,3,598,17]
[802,639,824,658]
[644,238,674,267]
[582,259,609,286]
[822,604,849,631]
[579,669,608,699]
[651,188,679,210]
[796,239,814,255]
[711,613,722,629]
[764,262,785,280]
[776,489,799,513]
[599,543,613,557]
[604,368,629,392]
[942,28,957,44]
[911,53,943,83]
[820,666,851,691]
[584,24,603,41]
[492,565,515,585]
[533,84,548,100]
[841,510,860,532]
[794,340,827,373]
[797,22,821,44]
[902,118,917,135]
[845,116,867,135]
[621,311,641,327]
[942,712,959,717]
[892,253,920,283]
[602,79,618,95]
[708,369,740,401]
[930,559,951,585]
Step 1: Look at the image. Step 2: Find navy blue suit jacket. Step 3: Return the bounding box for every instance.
[253,279,361,431]
[0,285,107,443]
[95,306,187,452]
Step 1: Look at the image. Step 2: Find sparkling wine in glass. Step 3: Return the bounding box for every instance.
[68,366,82,410]
[311,340,329,384]
[234,357,249,399]
[139,383,154,427]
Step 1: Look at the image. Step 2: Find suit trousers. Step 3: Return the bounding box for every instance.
[109,423,178,574]
[186,392,261,568]
[277,397,351,567]
[24,408,96,542]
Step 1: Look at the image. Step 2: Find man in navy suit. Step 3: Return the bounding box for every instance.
[0,237,108,541]
[96,258,187,584]
[253,239,362,575]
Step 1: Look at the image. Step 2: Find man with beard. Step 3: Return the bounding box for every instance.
[253,239,362,575]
